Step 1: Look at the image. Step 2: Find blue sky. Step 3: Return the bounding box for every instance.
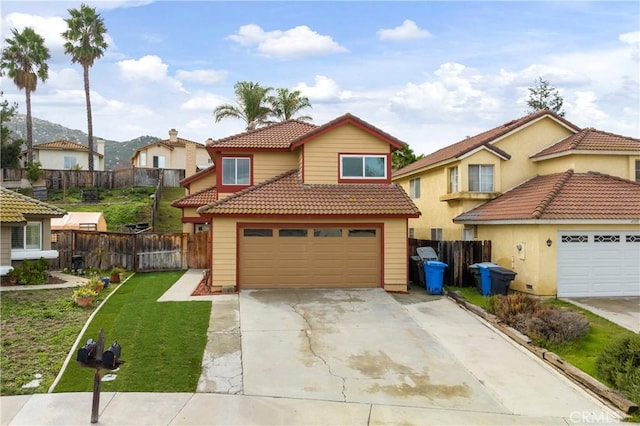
[1,1,638,155]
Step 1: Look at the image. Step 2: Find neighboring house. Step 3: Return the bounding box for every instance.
[171,165,217,234]
[20,139,105,171]
[393,110,640,297]
[175,113,420,292]
[130,129,211,178]
[51,212,107,232]
[0,187,66,271]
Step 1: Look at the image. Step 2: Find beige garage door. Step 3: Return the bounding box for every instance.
[239,226,381,288]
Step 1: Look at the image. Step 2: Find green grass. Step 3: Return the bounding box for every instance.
[53,271,211,393]
[0,285,116,395]
[155,187,186,233]
[446,286,489,309]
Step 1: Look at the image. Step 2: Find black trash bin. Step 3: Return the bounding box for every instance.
[409,255,424,289]
[489,267,517,295]
[71,255,84,274]
[469,262,498,295]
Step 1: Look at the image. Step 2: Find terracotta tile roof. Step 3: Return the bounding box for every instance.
[393,110,580,177]
[171,187,218,208]
[208,120,318,149]
[197,169,420,217]
[532,128,640,158]
[33,140,104,158]
[454,170,640,222]
[0,187,66,223]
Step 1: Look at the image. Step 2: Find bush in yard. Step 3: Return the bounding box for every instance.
[10,258,48,285]
[596,334,640,404]
[487,294,589,345]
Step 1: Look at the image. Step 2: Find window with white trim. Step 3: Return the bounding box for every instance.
[340,155,386,179]
[409,178,420,199]
[430,228,443,241]
[140,152,147,167]
[11,222,41,250]
[408,228,415,238]
[468,165,494,192]
[222,157,250,185]
[449,167,459,193]
[153,155,165,168]
[635,160,640,182]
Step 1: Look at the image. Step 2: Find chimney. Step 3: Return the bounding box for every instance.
[97,139,105,155]
[169,128,178,142]
[185,141,196,178]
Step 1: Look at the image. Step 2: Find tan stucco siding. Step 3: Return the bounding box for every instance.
[33,150,104,171]
[1,226,11,266]
[211,216,408,290]
[536,154,640,180]
[303,125,392,184]
[477,223,640,297]
[196,148,212,167]
[495,119,573,190]
[253,152,298,184]
[459,150,502,192]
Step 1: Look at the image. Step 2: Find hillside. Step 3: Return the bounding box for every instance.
[6,114,160,169]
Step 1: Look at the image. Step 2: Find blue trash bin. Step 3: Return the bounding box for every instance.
[476,263,499,295]
[423,261,448,295]
[101,277,110,289]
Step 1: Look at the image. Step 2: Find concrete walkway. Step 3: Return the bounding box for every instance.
[564,297,640,333]
[0,272,626,425]
[0,271,88,292]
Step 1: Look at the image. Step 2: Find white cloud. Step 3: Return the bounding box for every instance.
[176,69,227,84]
[377,20,431,41]
[567,91,609,121]
[227,24,347,59]
[181,92,228,111]
[117,55,187,93]
[295,75,349,101]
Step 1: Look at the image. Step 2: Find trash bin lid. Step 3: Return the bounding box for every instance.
[426,261,448,267]
[476,262,499,269]
[416,246,438,261]
[489,266,517,277]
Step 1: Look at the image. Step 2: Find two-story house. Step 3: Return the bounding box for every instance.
[393,110,640,298]
[130,129,212,177]
[173,113,420,292]
[20,139,105,171]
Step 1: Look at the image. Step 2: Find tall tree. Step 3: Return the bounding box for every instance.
[526,77,565,117]
[266,88,312,122]
[0,27,50,164]
[0,92,23,168]
[62,3,108,171]
[392,143,424,170]
[214,81,273,131]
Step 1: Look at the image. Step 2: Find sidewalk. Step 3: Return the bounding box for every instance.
[0,271,88,292]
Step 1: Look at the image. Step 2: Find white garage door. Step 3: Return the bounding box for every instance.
[557,231,640,297]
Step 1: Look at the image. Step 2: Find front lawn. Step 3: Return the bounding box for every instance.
[53,271,211,393]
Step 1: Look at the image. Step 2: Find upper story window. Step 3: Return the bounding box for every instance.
[635,160,640,182]
[222,157,251,185]
[448,167,459,193]
[409,178,421,199]
[340,154,387,180]
[11,222,41,250]
[140,152,147,167]
[153,155,166,168]
[430,228,443,241]
[468,164,494,192]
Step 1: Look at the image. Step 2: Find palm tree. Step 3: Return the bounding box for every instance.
[0,27,50,164]
[214,81,273,131]
[62,3,108,171]
[267,88,312,122]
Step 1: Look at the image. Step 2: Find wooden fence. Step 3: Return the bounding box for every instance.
[1,167,184,189]
[51,230,189,272]
[409,239,492,287]
[187,231,210,269]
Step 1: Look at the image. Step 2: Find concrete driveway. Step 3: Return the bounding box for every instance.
[564,296,640,333]
[238,288,617,421]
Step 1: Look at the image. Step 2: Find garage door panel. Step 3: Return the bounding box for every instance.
[240,225,381,288]
[558,231,640,297]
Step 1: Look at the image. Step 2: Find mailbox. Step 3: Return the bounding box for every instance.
[102,341,121,368]
[76,339,97,363]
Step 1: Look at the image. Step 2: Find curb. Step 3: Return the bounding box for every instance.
[446,291,638,416]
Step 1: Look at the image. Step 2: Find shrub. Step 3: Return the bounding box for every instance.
[596,335,640,404]
[487,294,590,345]
[10,258,48,285]
[26,161,44,183]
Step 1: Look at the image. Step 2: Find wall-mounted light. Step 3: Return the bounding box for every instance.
[516,244,523,251]
[546,238,553,247]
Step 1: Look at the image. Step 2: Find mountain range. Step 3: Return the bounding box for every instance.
[6,114,160,170]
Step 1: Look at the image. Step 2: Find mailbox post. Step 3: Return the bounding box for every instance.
[76,328,123,424]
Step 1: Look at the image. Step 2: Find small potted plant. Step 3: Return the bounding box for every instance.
[87,275,105,293]
[109,266,124,284]
[73,286,98,307]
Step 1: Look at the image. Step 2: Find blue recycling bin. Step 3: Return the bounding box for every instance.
[423,261,448,295]
[475,263,498,296]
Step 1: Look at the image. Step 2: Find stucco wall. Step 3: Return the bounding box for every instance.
[535,154,640,180]
[33,150,104,171]
[303,125,391,184]
[210,216,409,291]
